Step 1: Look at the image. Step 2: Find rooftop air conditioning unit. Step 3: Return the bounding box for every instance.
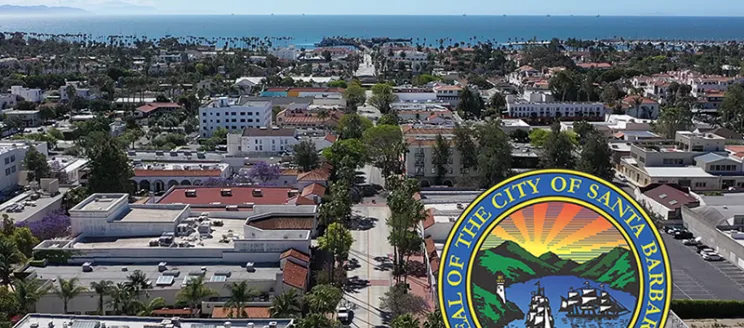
[158,262,168,272]
[246,262,255,272]
[252,189,263,197]
[185,190,197,197]
[221,189,232,196]
[82,262,93,272]
[268,322,277,328]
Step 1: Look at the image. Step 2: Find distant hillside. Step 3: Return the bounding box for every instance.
[0,5,87,15]
[472,241,638,292]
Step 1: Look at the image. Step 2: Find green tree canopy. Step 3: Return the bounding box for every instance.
[362,125,405,180]
[87,136,134,193]
[540,123,576,169]
[22,147,51,183]
[457,86,484,119]
[432,134,451,185]
[475,120,513,188]
[369,83,397,114]
[578,130,614,181]
[654,106,693,139]
[293,140,320,172]
[322,139,367,170]
[343,82,366,111]
[336,113,373,140]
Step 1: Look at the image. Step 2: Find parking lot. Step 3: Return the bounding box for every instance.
[663,234,744,300]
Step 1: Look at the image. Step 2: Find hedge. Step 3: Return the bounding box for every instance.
[672,299,744,319]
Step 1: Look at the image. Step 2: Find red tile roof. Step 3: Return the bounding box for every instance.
[302,183,327,197]
[642,184,698,210]
[324,133,338,143]
[288,195,317,205]
[623,96,657,105]
[577,62,612,69]
[157,186,293,206]
[151,308,193,316]
[281,248,311,263]
[136,102,183,113]
[134,169,222,177]
[297,166,332,182]
[430,257,440,275]
[425,237,437,260]
[211,306,271,318]
[283,261,309,289]
[423,209,435,230]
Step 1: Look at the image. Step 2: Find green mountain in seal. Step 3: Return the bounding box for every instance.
[471,241,638,292]
[471,241,638,326]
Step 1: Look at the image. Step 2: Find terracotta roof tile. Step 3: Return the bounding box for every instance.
[301,183,327,197]
[423,209,435,230]
[136,102,183,113]
[151,308,193,316]
[297,166,331,182]
[425,237,438,260]
[248,216,315,230]
[288,195,317,205]
[283,261,309,289]
[324,133,338,143]
[430,257,440,275]
[134,169,222,177]
[211,306,271,318]
[281,248,311,263]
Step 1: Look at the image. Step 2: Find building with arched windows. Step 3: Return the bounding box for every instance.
[131,162,232,193]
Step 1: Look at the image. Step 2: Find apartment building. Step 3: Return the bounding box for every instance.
[618,131,744,190]
[3,109,42,127]
[0,141,48,192]
[9,86,42,103]
[270,45,300,60]
[0,94,17,109]
[621,96,661,119]
[505,98,607,119]
[226,127,299,155]
[199,97,271,137]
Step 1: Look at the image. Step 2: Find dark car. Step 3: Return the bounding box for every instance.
[674,231,693,239]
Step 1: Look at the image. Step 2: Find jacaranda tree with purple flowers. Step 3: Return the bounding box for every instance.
[246,161,281,185]
[202,177,228,187]
[16,209,71,240]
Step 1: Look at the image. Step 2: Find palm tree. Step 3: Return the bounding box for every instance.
[90,280,113,314]
[391,314,420,328]
[53,277,88,314]
[10,278,49,314]
[304,284,342,314]
[0,238,24,285]
[176,276,215,317]
[269,289,302,318]
[136,297,167,316]
[126,270,149,296]
[224,281,258,318]
[423,309,445,328]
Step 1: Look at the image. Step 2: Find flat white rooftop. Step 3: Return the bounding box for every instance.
[14,313,294,328]
[644,166,715,178]
[118,208,184,222]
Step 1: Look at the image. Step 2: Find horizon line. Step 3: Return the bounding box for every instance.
[5,13,744,18]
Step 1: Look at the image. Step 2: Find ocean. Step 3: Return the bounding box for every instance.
[2,15,744,47]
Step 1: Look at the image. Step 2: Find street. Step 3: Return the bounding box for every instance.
[345,203,393,328]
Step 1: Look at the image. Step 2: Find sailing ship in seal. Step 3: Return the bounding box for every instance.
[558,282,630,319]
[525,281,554,328]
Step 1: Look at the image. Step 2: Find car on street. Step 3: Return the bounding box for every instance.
[674,230,693,239]
[337,306,354,325]
[683,238,701,246]
[703,252,724,261]
[699,248,716,255]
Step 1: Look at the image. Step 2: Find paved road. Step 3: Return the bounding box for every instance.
[355,53,376,77]
[345,203,393,328]
[663,234,744,300]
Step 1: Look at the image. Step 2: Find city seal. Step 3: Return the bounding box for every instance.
[438,169,671,328]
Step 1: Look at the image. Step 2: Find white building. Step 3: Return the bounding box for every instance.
[199,97,272,137]
[393,87,438,102]
[132,162,232,193]
[3,109,42,127]
[432,84,463,106]
[13,315,295,328]
[59,83,95,101]
[9,86,42,103]
[270,45,300,60]
[28,193,316,313]
[0,94,17,109]
[0,141,48,192]
[227,127,299,155]
[506,98,607,119]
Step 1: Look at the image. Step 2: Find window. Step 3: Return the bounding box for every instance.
[694,182,707,188]
[10,155,15,162]
[240,119,246,122]
[216,120,220,123]
[11,166,16,173]
[231,112,236,116]
[3,158,8,165]
[4,168,10,176]
[203,120,207,123]
[241,112,246,115]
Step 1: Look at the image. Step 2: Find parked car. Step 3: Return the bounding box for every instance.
[674,231,693,239]
[683,239,700,246]
[703,253,723,261]
[699,248,716,255]
[696,244,711,251]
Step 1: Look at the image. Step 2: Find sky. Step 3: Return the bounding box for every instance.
[2,0,744,16]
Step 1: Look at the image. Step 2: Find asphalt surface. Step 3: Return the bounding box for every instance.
[663,234,744,300]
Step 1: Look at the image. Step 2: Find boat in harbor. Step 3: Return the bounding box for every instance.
[558,282,630,319]
[525,281,554,328]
